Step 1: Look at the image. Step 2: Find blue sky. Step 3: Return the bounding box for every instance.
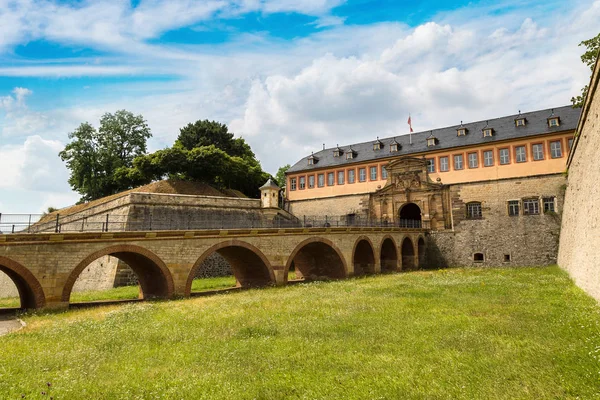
[0,0,598,214]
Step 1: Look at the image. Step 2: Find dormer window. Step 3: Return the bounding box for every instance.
[457,128,467,136]
[483,128,493,137]
[515,118,526,127]
[427,138,437,146]
[307,154,318,165]
[373,137,383,151]
[346,151,355,160]
[548,117,560,127]
[333,145,343,158]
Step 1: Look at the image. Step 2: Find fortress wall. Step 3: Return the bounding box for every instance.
[558,59,600,301]
[289,193,371,220]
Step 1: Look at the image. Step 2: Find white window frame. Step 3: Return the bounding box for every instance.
[468,152,478,169]
[483,150,494,167]
[370,166,377,180]
[308,175,315,189]
[359,168,366,182]
[299,176,306,190]
[381,166,388,179]
[515,146,527,163]
[317,174,325,187]
[523,198,540,215]
[454,154,464,170]
[532,144,544,161]
[327,172,335,186]
[550,141,562,158]
[440,156,449,172]
[499,148,510,165]
[290,178,297,191]
[426,158,435,173]
[348,169,355,184]
[337,171,344,185]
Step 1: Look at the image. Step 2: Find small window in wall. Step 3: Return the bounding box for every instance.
[482,128,493,137]
[550,141,563,158]
[474,253,484,262]
[483,150,494,167]
[427,137,437,146]
[504,254,511,262]
[327,172,335,186]
[359,168,366,182]
[381,166,388,179]
[515,145,527,163]
[468,152,478,168]
[466,202,482,219]
[370,166,377,180]
[348,169,356,184]
[523,198,540,215]
[548,117,560,127]
[543,197,556,213]
[508,200,519,216]
[337,171,345,185]
[532,143,544,161]
[346,152,354,160]
[454,154,464,170]
[515,118,526,127]
[290,178,297,191]
[299,176,306,190]
[440,156,449,172]
[390,143,399,152]
[308,175,315,189]
[427,158,435,173]
[499,148,510,165]
[318,173,325,187]
[457,128,467,136]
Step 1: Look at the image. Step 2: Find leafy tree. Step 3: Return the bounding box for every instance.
[177,120,254,159]
[275,164,291,187]
[571,33,600,108]
[60,110,151,202]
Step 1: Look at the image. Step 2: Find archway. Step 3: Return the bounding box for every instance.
[418,237,426,268]
[353,238,376,276]
[186,241,274,296]
[286,238,347,281]
[0,256,45,309]
[380,237,398,273]
[401,237,416,271]
[399,203,422,228]
[62,245,174,303]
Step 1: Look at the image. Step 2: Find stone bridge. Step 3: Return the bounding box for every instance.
[0,227,426,310]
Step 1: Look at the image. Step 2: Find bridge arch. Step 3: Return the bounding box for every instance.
[352,236,376,276]
[62,245,174,302]
[0,256,45,309]
[285,237,347,282]
[186,240,275,295]
[380,236,399,272]
[401,237,416,271]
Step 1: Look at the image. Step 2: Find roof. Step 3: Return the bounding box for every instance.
[287,105,581,173]
[259,178,280,190]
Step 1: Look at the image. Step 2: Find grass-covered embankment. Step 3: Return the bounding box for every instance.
[0,266,599,399]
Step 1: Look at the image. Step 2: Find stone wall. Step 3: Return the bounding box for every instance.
[558,58,600,301]
[427,174,566,267]
[289,193,371,218]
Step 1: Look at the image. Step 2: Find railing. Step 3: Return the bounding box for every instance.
[0,212,429,234]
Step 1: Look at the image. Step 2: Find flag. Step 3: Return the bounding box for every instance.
[408,115,414,133]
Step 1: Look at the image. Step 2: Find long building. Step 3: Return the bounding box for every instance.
[286,105,581,267]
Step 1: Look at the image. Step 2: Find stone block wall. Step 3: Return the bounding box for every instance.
[289,193,371,219]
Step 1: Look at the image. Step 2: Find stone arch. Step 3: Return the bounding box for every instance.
[417,236,426,268]
[0,256,45,309]
[401,237,416,271]
[399,202,422,228]
[186,240,275,296]
[380,236,399,272]
[352,236,376,276]
[285,237,347,281]
[62,245,174,302]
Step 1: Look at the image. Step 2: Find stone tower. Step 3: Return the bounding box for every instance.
[260,178,280,208]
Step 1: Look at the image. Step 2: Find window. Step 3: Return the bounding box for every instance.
[299,176,306,190]
[333,149,342,157]
[503,254,511,262]
[499,148,510,165]
[515,118,526,127]
[427,138,437,146]
[548,117,560,127]
[483,150,494,167]
[454,154,464,170]
[290,178,297,191]
[373,141,382,150]
[515,146,527,163]
[337,171,345,185]
[308,175,315,189]
[466,202,482,219]
[457,128,466,136]
[474,253,484,262]
[508,200,519,216]
[550,141,562,158]
[568,138,574,152]
[318,173,325,187]
[532,143,544,160]
[390,143,399,152]
[468,152,478,169]
[308,158,314,165]
[327,172,335,186]
[346,152,354,160]
[370,166,377,180]
[440,156,449,172]
[348,169,355,183]
[543,197,555,213]
[427,158,435,173]
[523,198,540,215]
[381,166,388,179]
[359,168,366,182]
[483,128,493,137]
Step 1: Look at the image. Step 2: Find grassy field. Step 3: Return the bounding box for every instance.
[0,266,599,399]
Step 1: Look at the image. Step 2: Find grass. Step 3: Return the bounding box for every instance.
[0,266,599,399]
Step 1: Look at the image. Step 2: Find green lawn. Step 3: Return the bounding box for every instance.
[0,266,599,399]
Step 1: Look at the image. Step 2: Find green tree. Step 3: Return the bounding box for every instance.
[177,120,254,159]
[60,110,151,202]
[275,164,291,187]
[572,33,600,108]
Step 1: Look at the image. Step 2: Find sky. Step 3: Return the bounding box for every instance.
[0,0,598,214]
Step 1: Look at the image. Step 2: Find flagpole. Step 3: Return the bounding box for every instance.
[409,113,412,145]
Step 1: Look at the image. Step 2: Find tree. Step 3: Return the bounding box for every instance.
[275,164,291,187]
[60,110,151,202]
[177,120,254,159]
[571,33,600,108]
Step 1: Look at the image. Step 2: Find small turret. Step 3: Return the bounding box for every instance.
[259,178,280,208]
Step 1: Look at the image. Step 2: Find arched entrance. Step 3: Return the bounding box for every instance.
[399,203,422,228]
[286,238,347,281]
[0,256,45,309]
[186,241,274,295]
[380,237,398,273]
[401,237,416,271]
[62,245,174,303]
[418,237,426,268]
[353,238,376,276]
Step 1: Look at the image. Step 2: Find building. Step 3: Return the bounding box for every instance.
[286,105,581,267]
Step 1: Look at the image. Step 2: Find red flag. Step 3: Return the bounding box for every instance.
[408,115,414,133]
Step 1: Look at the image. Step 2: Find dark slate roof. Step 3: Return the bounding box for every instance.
[287,105,581,173]
[259,178,280,190]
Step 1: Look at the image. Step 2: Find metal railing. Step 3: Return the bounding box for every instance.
[0,212,429,234]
